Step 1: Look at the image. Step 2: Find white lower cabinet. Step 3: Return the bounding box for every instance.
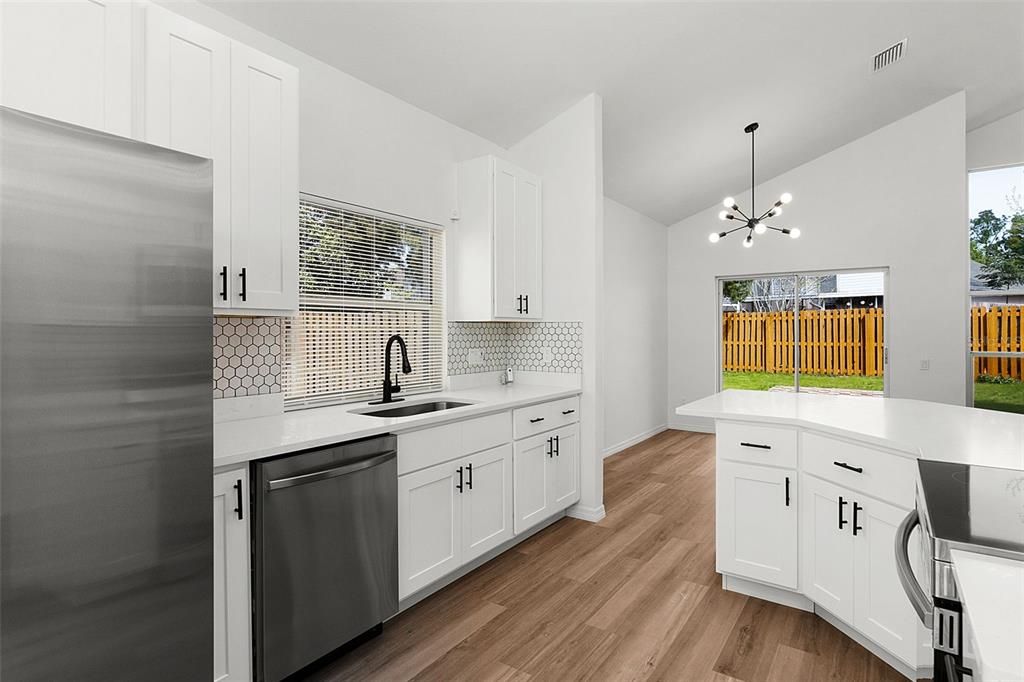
[852,495,920,666]
[513,423,580,534]
[398,444,513,600]
[213,468,251,682]
[800,472,918,665]
[801,474,856,621]
[716,460,798,590]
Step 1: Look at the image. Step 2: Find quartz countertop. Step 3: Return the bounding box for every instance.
[214,382,581,468]
[675,389,1024,470]
[951,549,1024,681]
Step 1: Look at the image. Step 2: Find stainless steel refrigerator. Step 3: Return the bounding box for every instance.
[0,107,213,680]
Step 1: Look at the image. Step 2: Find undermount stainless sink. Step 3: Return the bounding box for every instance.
[356,400,472,418]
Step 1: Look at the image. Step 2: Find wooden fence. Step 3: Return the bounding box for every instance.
[722,309,885,377]
[971,306,1024,380]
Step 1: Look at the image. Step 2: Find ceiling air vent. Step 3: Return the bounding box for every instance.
[873,39,908,72]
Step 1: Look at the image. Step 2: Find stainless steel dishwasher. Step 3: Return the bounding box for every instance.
[252,434,398,682]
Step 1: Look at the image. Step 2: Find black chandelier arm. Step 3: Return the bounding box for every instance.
[731,205,751,221]
[763,225,788,233]
[721,225,749,237]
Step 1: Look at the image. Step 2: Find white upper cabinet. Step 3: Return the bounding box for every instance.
[451,155,543,320]
[228,43,298,313]
[142,4,232,306]
[0,0,132,136]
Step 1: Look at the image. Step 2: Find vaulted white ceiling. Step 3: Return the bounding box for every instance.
[202,1,1024,225]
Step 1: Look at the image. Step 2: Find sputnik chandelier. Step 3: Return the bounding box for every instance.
[709,122,801,248]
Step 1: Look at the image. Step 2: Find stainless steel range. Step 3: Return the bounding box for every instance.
[896,459,1024,682]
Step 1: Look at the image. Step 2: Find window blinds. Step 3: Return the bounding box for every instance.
[283,196,445,408]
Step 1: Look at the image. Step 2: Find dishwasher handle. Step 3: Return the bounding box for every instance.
[266,450,396,491]
[895,508,933,628]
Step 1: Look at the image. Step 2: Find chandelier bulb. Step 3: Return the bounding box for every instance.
[789,227,801,239]
[780,192,793,204]
[772,207,782,217]
[708,232,721,243]
[754,222,767,234]
[743,235,753,248]
[718,210,728,221]
[723,196,735,209]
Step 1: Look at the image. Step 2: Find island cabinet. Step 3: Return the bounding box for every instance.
[449,155,543,321]
[716,422,926,674]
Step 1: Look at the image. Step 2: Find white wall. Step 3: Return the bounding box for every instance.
[667,93,968,429]
[603,198,667,455]
[509,94,606,521]
[158,1,503,227]
[967,109,1024,171]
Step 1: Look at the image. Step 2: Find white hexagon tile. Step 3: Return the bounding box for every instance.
[448,321,582,375]
[213,317,282,398]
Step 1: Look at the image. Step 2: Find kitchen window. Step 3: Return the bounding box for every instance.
[283,196,445,408]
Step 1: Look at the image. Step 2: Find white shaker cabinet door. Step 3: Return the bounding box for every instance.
[398,461,463,600]
[853,496,920,667]
[513,169,542,319]
[229,42,298,313]
[716,460,798,589]
[0,0,131,136]
[462,445,514,563]
[142,5,232,306]
[550,423,580,511]
[492,159,519,318]
[801,474,855,621]
[513,432,553,534]
[213,469,252,682]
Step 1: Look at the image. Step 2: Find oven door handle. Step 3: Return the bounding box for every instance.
[895,508,933,629]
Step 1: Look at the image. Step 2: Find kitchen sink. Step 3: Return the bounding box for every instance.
[355,400,472,418]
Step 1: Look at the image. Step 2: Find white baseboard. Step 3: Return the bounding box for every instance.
[567,503,606,522]
[722,573,813,612]
[603,425,667,458]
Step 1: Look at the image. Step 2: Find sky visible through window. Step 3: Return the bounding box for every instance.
[970,165,1024,218]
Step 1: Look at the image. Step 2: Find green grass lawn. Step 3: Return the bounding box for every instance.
[973,382,1024,414]
[722,371,884,392]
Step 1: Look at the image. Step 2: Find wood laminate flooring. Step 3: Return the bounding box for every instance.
[305,430,906,682]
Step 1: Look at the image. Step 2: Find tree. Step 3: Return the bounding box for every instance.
[971,209,1008,265]
[722,280,752,304]
[979,213,1024,289]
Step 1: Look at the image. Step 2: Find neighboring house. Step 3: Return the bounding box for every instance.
[970,260,1024,306]
[723,271,884,311]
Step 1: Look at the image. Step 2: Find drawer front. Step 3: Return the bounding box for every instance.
[800,432,915,508]
[399,412,513,475]
[716,421,798,468]
[513,396,579,439]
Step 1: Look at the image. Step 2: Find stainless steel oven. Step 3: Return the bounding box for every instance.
[897,459,1024,682]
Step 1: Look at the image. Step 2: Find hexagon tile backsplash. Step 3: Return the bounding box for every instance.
[213,317,282,398]
[448,321,583,375]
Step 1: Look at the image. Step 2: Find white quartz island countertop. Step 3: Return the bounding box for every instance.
[677,389,1024,680]
[215,382,581,468]
[675,389,1024,470]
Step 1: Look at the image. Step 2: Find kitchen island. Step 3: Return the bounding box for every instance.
[676,389,1024,681]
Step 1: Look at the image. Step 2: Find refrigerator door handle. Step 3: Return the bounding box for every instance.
[895,508,933,628]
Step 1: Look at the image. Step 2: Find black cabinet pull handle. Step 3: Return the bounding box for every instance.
[554,435,560,457]
[562,409,575,415]
[466,462,473,490]
[530,417,545,423]
[524,294,529,315]
[785,476,790,507]
[239,267,247,302]
[546,437,553,458]
[833,461,863,474]
[740,442,771,450]
[219,266,228,301]
[839,496,848,530]
[853,502,863,535]
[516,295,523,314]
[456,466,463,493]
[233,479,243,520]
